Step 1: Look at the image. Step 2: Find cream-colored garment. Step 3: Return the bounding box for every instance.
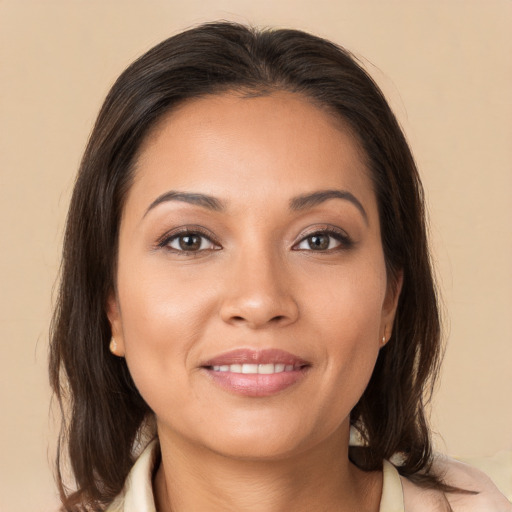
[106,441,511,512]
[462,451,512,502]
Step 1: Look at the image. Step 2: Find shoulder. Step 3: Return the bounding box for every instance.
[400,455,512,512]
[438,455,512,511]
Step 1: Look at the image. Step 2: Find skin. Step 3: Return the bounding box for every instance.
[108,91,402,512]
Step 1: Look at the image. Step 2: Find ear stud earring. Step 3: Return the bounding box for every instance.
[380,325,389,346]
[109,337,118,354]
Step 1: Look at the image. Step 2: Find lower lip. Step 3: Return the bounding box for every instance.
[204,368,308,397]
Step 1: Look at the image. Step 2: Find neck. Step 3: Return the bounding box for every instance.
[153,425,381,512]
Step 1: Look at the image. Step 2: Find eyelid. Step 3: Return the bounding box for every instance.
[292,225,353,251]
[155,224,352,253]
[156,225,221,252]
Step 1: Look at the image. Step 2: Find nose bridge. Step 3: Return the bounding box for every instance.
[220,240,298,328]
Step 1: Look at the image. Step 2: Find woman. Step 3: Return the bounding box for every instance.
[49,22,510,511]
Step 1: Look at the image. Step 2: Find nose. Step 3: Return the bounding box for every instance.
[219,248,299,329]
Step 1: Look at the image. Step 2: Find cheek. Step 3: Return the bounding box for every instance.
[307,254,387,340]
[119,258,217,342]
[306,258,386,406]
[116,263,219,404]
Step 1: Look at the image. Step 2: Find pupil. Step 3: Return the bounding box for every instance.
[179,235,201,251]
[309,235,329,250]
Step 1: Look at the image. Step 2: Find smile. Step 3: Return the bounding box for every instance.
[211,363,301,374]
[201,349,310,397]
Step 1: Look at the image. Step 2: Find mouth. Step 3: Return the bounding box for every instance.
[200,349,311,397]
[209,362,304,374]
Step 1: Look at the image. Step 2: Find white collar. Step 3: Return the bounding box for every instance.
[106,440,405,512]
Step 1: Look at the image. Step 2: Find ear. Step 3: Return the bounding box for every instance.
[106,291,126,357]
[381,270,403,342]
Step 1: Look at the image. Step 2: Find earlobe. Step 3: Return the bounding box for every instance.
[106,292,126,357]
[109,337,121,356]
[381,270,404,340]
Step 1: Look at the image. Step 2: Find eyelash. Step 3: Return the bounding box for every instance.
[157,227,221,256]
[293,227,353,252]
[156,226,353,255]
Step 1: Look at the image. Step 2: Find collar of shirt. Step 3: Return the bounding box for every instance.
[106,440,405,512]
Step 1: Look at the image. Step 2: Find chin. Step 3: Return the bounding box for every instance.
[188,411,347,462]
[203,432,310,461]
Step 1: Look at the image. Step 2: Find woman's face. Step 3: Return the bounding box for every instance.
[108,91,400,460]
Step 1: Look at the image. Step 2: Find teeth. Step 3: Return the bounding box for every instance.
[258,364,274,374]
[242,364,258,374]
[211,363,299,374]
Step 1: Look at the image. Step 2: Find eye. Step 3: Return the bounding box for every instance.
[294,229,352,251]
[159,229,220,253]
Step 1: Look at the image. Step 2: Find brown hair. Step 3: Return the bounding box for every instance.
[50,21,445,510]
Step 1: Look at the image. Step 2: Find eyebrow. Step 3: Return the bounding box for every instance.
[144,191,224,217]
[144,188,368,224]
[290,189,368,224]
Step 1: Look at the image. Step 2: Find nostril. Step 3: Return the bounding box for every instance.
[221,298,299,328]
[229,314,286,325]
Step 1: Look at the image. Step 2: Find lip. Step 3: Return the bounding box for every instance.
[201,349,310,398]
[202,348,309,367]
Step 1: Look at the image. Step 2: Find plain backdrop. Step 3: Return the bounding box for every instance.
[1,1,511,510]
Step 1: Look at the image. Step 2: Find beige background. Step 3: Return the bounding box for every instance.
[1,1,511,510]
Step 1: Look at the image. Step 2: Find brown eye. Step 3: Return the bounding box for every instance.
[178,234,202,251]
[164,231,218,252]
[294,229,352,252]
[307,234,330,250]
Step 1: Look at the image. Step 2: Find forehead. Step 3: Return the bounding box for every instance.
[127,91,376,216]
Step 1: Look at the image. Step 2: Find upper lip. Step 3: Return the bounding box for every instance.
[201,348,310,368]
